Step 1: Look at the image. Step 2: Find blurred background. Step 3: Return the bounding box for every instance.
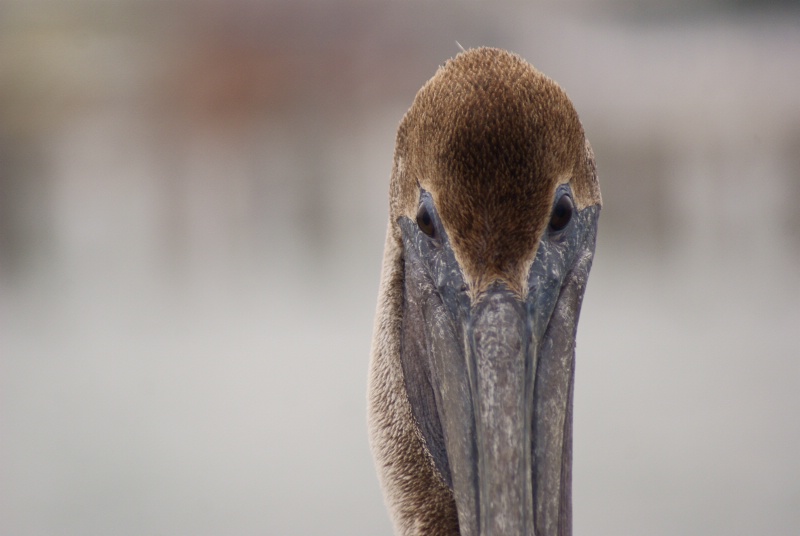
[1,1,799,535]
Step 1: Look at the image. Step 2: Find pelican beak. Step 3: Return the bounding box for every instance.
[399,204,598,536]
[441,266,590,536]
[462,283,537,536]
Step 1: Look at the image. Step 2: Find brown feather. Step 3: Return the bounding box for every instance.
[390,47,600,295]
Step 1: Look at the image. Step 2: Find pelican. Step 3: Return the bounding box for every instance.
[368,48,601,536]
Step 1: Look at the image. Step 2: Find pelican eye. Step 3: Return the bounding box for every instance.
[416,205,435,237]
[549,194,574,231]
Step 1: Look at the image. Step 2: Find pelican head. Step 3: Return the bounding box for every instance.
[368,47,601,536]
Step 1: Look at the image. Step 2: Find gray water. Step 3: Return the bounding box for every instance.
[2,3,799,535]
